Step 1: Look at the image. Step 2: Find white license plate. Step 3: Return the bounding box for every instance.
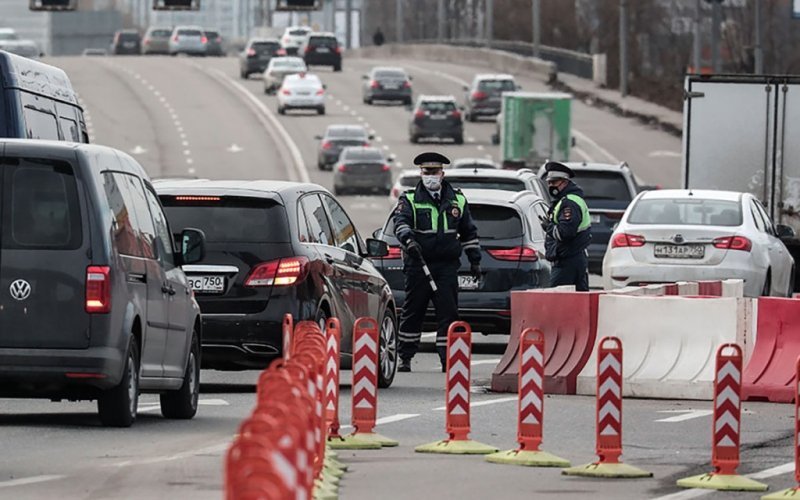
[430,115,447,120]
[188,275,225,293]
[590,214,601,224]
[458,275,480,290]
[316,47,330,53]
[384,84,399,89]
[653,244,705,259]
[123,42,135,48]
[297,91,311,95]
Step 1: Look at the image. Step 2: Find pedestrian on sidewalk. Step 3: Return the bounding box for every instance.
[373,27,385,46]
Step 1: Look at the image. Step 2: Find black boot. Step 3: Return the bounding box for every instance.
[399,358,411,372]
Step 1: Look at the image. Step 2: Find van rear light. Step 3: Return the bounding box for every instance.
[247,48,256,56]
[403,80,411,88]
[316,88,324,95]
[451,110,462,120]
[333,46,341,54]
[713,235,752,252]
[487,246,538,262]
[472,91,488,100]
[370,80,380,89]
[245,257,309,287]
[611,233,646,248]
[305,46,312,53]
[414,110,427,120]
[281,88,291,95]
[86,266,111,314]
[172,35,179,42]
[385,246,402,259]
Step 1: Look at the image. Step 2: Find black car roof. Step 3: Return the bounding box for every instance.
[0,51,80,105]
[153,179,326,202]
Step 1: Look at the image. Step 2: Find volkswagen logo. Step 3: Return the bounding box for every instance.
[673,234,685,244]
[9,279,31,301]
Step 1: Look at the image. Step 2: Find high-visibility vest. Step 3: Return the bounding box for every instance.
[405,192,467,232]
[552,194,591,231]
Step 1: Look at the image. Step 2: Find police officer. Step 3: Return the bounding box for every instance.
[394,152,481,372]
[541,161,592,291]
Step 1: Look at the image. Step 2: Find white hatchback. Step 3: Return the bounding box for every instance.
[602,189,795,297]
[281,26,312,55]
[263,56,307,94]
[277,73,325,115]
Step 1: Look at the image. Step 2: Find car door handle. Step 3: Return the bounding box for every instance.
[325,255,336,264]
[162,285,176,295]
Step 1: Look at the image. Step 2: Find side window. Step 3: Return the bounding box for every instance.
[300,194,335,246]
[750,200,766,233]
[21,93,59,140]
[117,173,157,259]
[755,201,775,235]
[102,172,142,256]
[529,203,548,242]
[297,201,311,243]
[56,103,80,142]
[321,194,360,254]
[144,185,176,267]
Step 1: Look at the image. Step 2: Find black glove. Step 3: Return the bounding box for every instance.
[405,240,423,261]
[470,263,482,280]
[539,215,554,234]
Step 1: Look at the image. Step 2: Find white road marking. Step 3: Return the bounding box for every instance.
[186,158,194,165]
[179,132,187,139]
[343,105,350,111]
[226,143,244,153]
[650,462,794,499]
[188,167,196,174]
[177,127,184,133]
[148,85,155,91]
[649,150,682,158]
[110,442,230,468]
[471,358,501,366]
[434,396,516,411]
[183,149,191,155]
[159,96,166,103]
[572,129,619,163]
[477,145,485,151]
[153,90,161,97]
[573,146,593,162]
[467,136,475,143]
[421,332,436,339]
[382,145,389,151]
[350,110,357,116]
[340,413,421,431]
[364,123,370,128]
[655,409,713,423]
[182,140,189,147]
[376,136,383,142]
[396,162,403,168]
[130,145,147,155]
[357,116,364,122]
[0,475,66,489]
[336,100,342,106]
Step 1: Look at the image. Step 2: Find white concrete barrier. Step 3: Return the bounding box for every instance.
[576,295,754,400]
[721,279,745,297]
[677,282,699,296]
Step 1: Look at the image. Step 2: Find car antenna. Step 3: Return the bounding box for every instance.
[688,190,693,196]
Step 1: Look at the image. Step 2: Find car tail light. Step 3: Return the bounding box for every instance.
[385,246,402,259]
[414,110,427,120]
[382,164,391,172]
[201,36,208,44]
[333,46,341,54]
[362,141,370,147]
[487,246,538,262]
[247,48,256,56]
[337,164,347,172]
[86,266,111,314]
[172,35,179,42]
[281,88,291,95]
[403,80,411,88]
[245,257,309,287]
[472,91,488,100]
[713,236,752,252]
[451,110,462,120]
[602,211,624,221]
[316,88,324,95]
[391,187,399,198]
[144,39,150,45]
[277,48,286,56]
[321,140,332,150]
[370,80,380,89]
[305,46,312,53]
[611,233,646,248]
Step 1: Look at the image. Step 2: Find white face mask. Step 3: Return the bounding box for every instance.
[421,174,442,191]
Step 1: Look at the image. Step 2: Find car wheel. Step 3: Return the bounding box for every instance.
[160,332,200,420]
[278,106,285,115]
[454,134,464,145]
[410,135,418,144]
[318,107,326,115]
[404,97,412,106]
[315,307,328,334]
[378,308,397,388]
[98,337,140,427]
[333,186,342,196]
[333,64,342,72]
[264,86,270,94]
[318,161,325,170]
[365,97,373,105]
[762,271,772,296]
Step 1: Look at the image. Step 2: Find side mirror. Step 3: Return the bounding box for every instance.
[180,228,206,265]
[408,75,414,81]
[777,224,796,240]
[462,85,469,92]
[516,85,523,90]
[459,105,466,111]
[368,134,375,140]
[322,84,327,89]
[571,136,577,147]
[314,134,323,140]
[362,74,369,80]
[365,238,389,258]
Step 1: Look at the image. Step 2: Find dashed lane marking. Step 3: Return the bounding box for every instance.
[339,413,420,431]
[433,396,517,411]
[655,409,713,423]
[0,475,66,489]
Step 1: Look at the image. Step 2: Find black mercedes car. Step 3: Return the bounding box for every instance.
[372,189,551,335]
[155,179,398,387]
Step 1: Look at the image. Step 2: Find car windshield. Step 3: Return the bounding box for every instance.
[627,198,743,226]
[289,29,310,36]
[161,197,290,242]
[328,128,366,139]
[150,29,171,37]
[470,205,523,239]
[310,37,337,47]
[375,70,406,79]
[478,79,516,92]
[572,171,633,201]
[343,150,383,162]
[447,178,525,192]
[119,33,139,41]
[177,29,202,36]
[253,42,279,52]
[0,32,19,41]
[286,74,321,86]
[420,101,456,112]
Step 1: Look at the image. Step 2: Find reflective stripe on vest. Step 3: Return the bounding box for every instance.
[405,192,467,232]
[552,194,591,231]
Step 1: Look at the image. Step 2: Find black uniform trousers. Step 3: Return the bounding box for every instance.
[398,260,460,363]
[549,250,589,291]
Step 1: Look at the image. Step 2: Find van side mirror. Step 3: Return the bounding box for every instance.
[362,74,369,80]
[180,228,206,265]
[777,224,795,240]
[462,85,469,92]
[314,134,323,140]
[365,238,388,258]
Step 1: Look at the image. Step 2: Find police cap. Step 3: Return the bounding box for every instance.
[543,161,575,181]
[413,151,450,169]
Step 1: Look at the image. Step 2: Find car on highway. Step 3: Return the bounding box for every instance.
[333,146,393,196]
[262,56,307,94]
[603,189,796,297]
[0,29,41,59]
[280,25,312,55]
[409,95,464,144]
[389,168,550,204]
[0,51,88,142]
[111,29,141,55]
[142,26,172,55]
[463,74,518,122]
[538,161,639,274]
[239,37,281,78]
[204,29,225,56]
[315,124,373,170]
[0,139,206,427]
[362,66,412,105]
[155,179,399,387]
[300,32,342,72]
[372,189,551,335]
[449,157,499,170]
[277,72,326,115]
[169,26,207,56]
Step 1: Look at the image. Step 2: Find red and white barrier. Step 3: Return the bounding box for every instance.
[323,318,342,439]
[763,357,800,498]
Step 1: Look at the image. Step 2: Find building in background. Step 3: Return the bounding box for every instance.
[0,0,51,54]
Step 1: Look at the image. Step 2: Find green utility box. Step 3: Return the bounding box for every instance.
[499,92,572,169]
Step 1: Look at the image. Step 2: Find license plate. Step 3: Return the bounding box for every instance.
[123,42,135,48]
[188,275,225,293]
[297,91,311,95]
[384,84,399,89]
[458,275,480,290]
[653,244,705,259]
[430,115,447,120]
[316,47,330,53]
[590,214,601,224]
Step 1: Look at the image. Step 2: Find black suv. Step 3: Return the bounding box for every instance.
[409,95,464,144]
[0,140,205,427]
[301,33,341,72]
[373,189,551,335]
[155,180,399,388]
[239,38,282,78]
[111,30,141,55]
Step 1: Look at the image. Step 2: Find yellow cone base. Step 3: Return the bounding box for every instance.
[486,449,572,468]
[677,473,768,492]
[763,487,800,499]
[327,434,382,450]
[415,439,498,455]
[562,461,653,478]
[313,479,338,500]
[350,431,400,447]
[324,464,345,479]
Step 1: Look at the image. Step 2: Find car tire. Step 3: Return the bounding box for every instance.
[410,135,419,144]
[762,271,772,296]
[264,86,270,94]
[278,106,285,115]
[97,337,140,428]
[318,161,325,170]
[333,186,342,196]
[378,308,397,389]
[240,70,247,79]
[333,64,342,72]
[454,134,464,145]
[160,332,200,420]
[365,97,372,105]
[318,107,326,115]
[404,97,412,106]
[467,112,476,123]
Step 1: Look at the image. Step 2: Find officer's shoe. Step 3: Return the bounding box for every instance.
[399,359,411,373]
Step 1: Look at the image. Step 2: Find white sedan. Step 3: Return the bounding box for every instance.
[263,56,307,94]
[602,189,795,297]
[277,73,325,115]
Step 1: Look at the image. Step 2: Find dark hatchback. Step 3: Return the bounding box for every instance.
[240,38,282,78]
[333,146,392,196]
[111,30,141,55]
[362,67,412,105]
[409,96,464,144]
[155,179,399,387]
[315,124,373,170]
[302,33,341,72]
[373,189,551,335]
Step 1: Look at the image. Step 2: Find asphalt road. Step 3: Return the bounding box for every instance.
[1,54,792,500]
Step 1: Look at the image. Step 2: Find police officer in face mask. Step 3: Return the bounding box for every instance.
[393,152,481,372]
[541,161,592,291]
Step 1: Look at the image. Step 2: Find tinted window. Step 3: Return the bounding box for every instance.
[151,29,171,37]
[420,101,456,112]
[327,127,366,139]
[300,194,334,246]
[297,201,311,242]
[102,172,143,256]
[342,149,383,162]
[572,171,633,202]
[144,187,175,266]
[119,33,139,41]
[177,29,202,36]
[22,94,59,140]
[205,31,220,38]
[375,70,406,79]
[1,159,81,249]
[447,178,525,192]
[59,117,79,142]
[321,194,359,253]
[161,197,290,243]
[627,198,743,226]
[470,205,523,239]
[477,79,516,92]
[0,32,19,41]
[253,42,280,53]
[289,29,309,36]
[310,37,337,47]
[118,174,157,259]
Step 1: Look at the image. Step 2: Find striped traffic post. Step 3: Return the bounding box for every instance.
[282,313,293,360]
[486,328,570,467]
[416,321,498,455]
[678,343,767,491]
[762,356,800,499]
[323,318,342,440]
[563,337,651,478]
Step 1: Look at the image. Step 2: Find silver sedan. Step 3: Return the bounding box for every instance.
[262,56,307,94]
